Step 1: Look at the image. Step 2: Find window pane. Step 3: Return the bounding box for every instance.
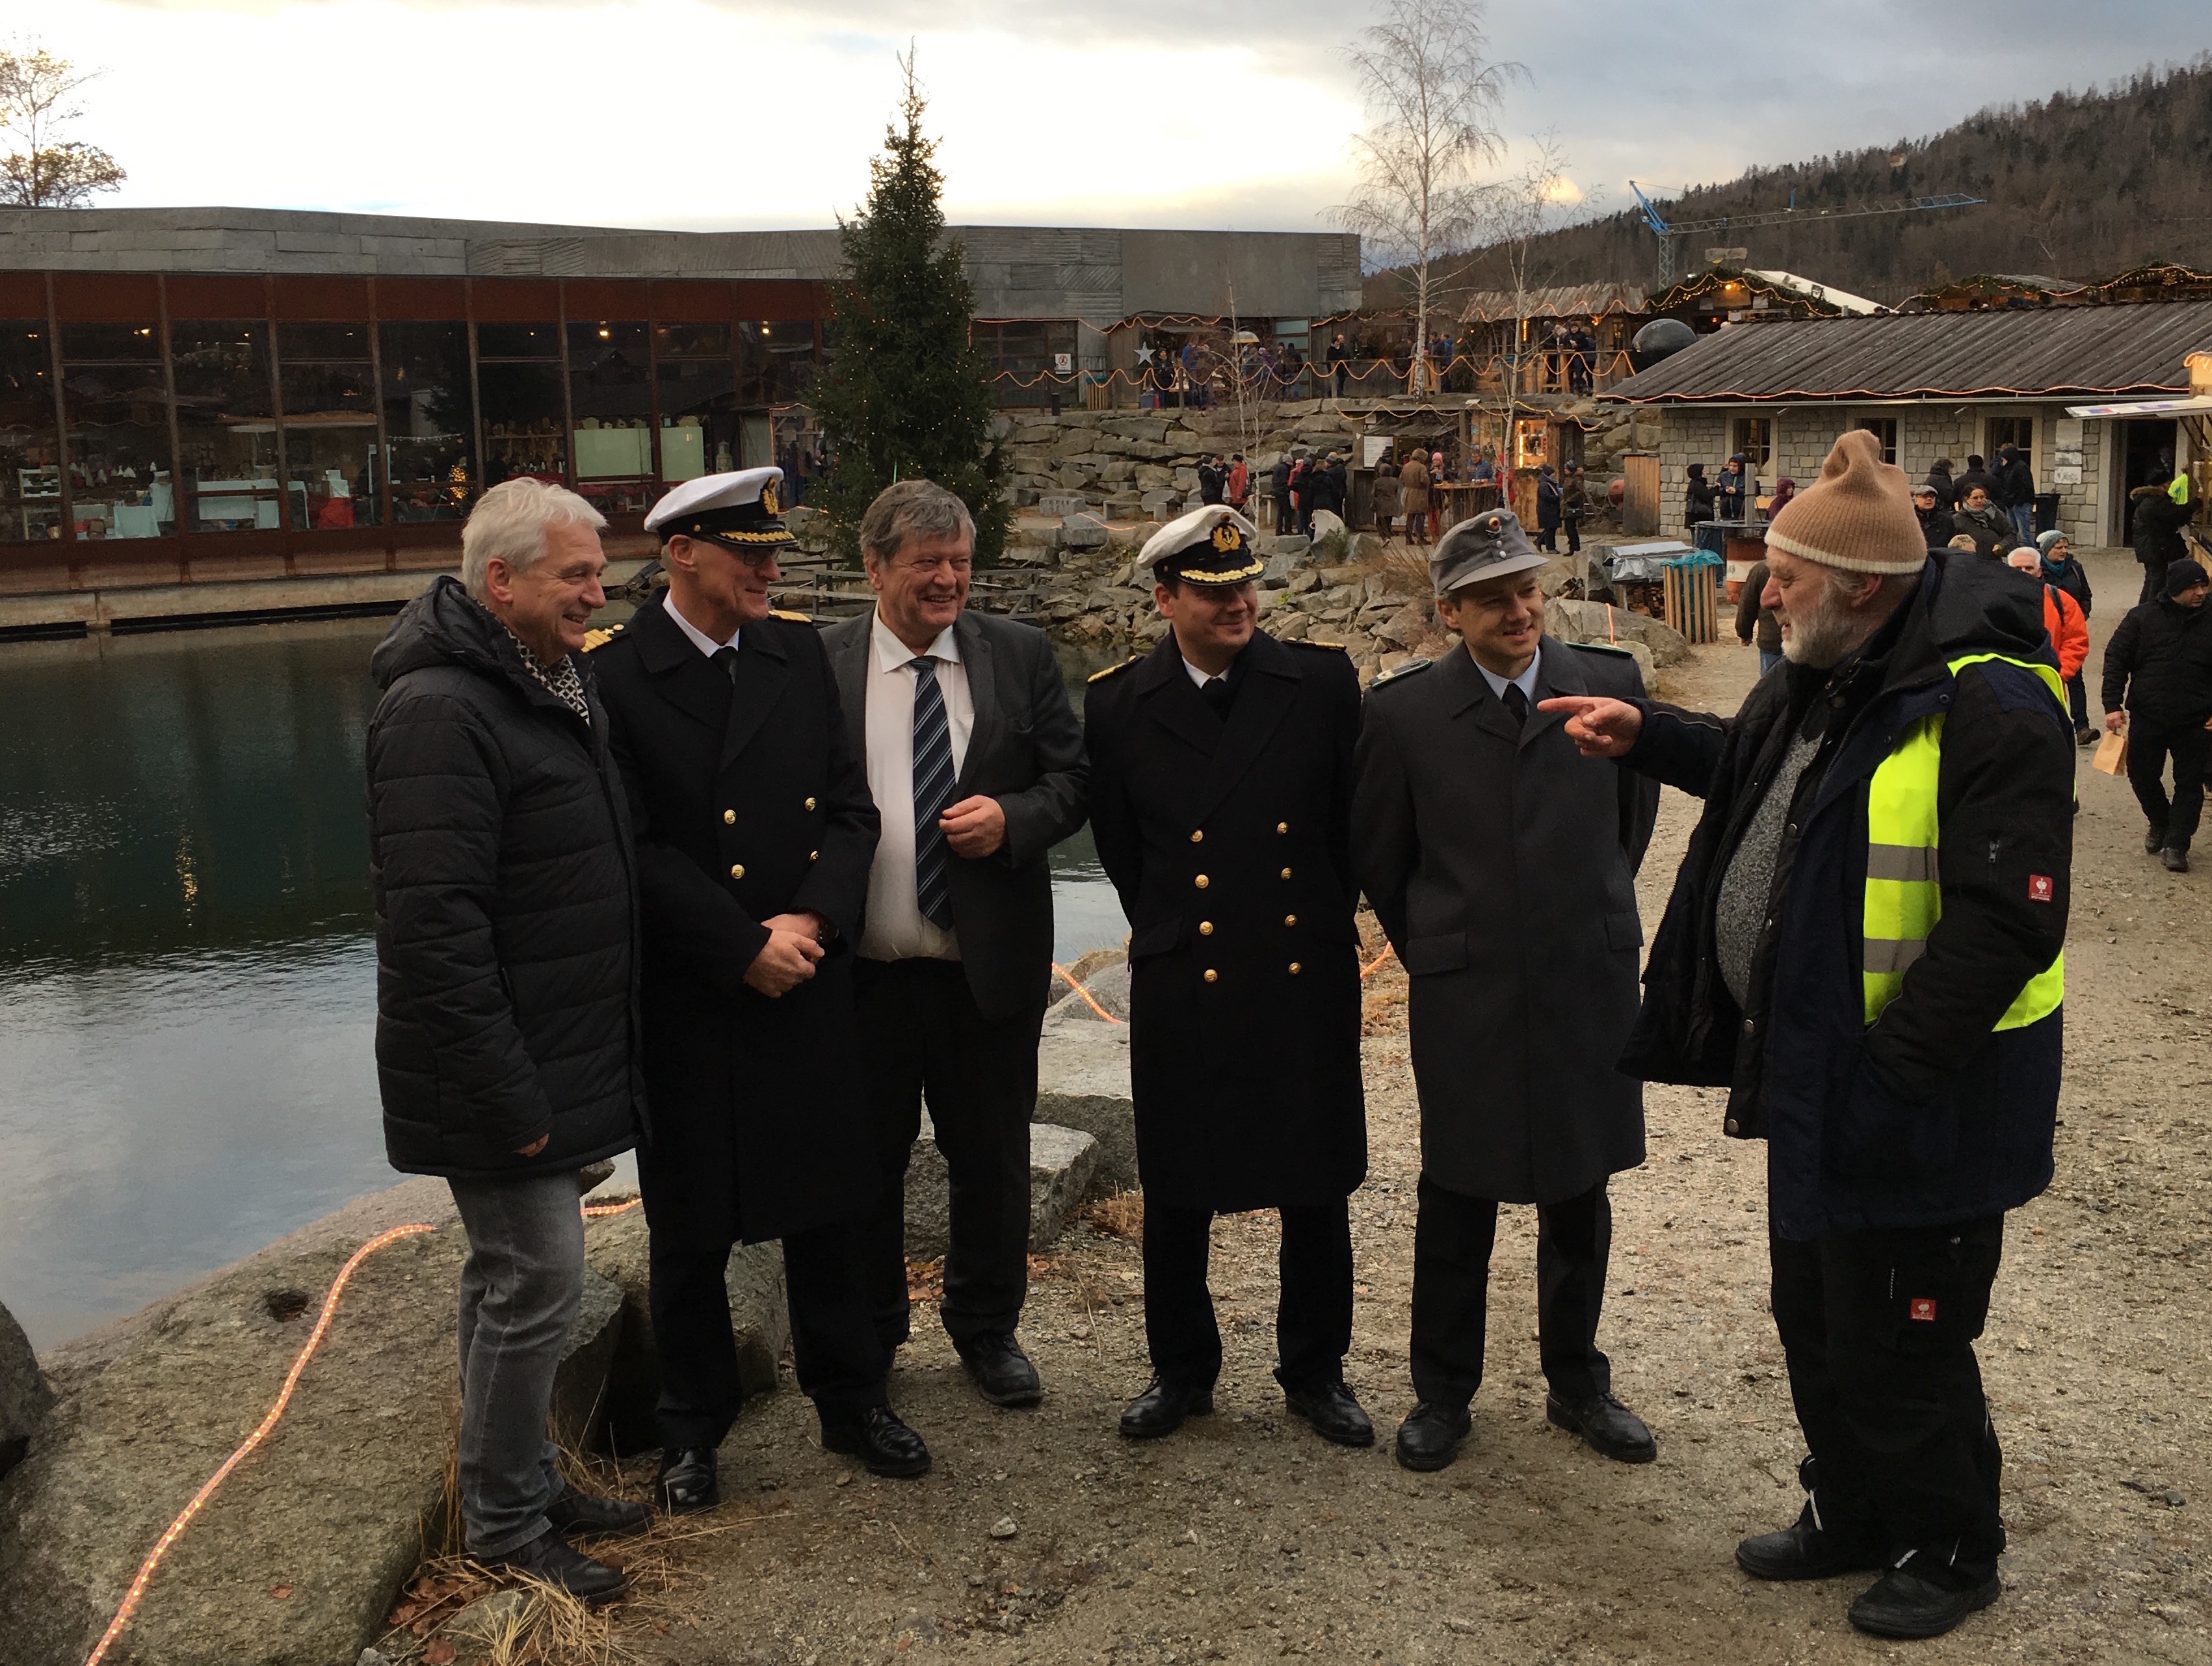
[568,320,656,514]
[746,319,819,404]
[476,322,560,360]
[479,361,566,485]
[0,321,62,545]
[171,321,281,533]
[60,321,174,540]
[279,339,380,530]
[381,321,475,522]
[656,357,735,483]
[652,323,730,360]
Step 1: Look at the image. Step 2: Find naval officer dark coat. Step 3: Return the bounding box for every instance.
[1083,628,1367,1211]
[591,594,881,1250]
[1353,635,1659,1205]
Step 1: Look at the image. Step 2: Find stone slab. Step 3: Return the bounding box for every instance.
[0,1301,53,1481]
[903,1123,1101,1260]
[0,1224,622,1666]
[1034,1018,1137,1196]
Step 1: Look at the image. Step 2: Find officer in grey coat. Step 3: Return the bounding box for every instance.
[1353,508,1661,1474]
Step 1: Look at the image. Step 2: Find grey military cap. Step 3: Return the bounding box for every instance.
[1429,507,1547,597]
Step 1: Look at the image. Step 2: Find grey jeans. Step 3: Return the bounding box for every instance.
[449,1172,585,1557]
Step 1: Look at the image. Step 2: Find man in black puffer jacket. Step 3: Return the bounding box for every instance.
[2101,557,2212,872]
[368,479,648,1604]
[1545,433,2074,1643]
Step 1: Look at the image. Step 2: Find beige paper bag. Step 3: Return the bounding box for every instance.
[2091,731,2128,776]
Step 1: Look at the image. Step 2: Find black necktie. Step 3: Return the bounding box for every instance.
[1501,681,1529,728]
[710,644,738,684]
[1199,674,1233,721]
[911,657,956,931]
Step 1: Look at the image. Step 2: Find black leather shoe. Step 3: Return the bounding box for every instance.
[2147,825,2167,854]
[1546,1391,1657,1464]
[958,1334,1044,1407]
[486,1527,629,1606]
[1118,1377,1213,1438]
[654,1447,718,1514]
[546,1487,651,1539]
[2163,846,2191,873]
[1393,1401,1470,1472]
[1735,1500,1889,1581]
[820,1406,932,1477]
[1848,1563,2002,1639]
[1284,1380,1375,1448]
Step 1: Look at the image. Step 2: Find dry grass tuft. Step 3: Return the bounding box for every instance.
[1082,1191,1145,1241]
[1361,545,1433,598]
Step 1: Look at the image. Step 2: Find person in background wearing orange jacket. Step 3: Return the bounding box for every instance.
[2004,546,2088,690]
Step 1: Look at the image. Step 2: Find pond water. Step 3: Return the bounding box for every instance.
[0,614,1127,1349]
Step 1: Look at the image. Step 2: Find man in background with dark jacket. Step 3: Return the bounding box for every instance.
[367,478,649,1604]
[2102,557,2212,873]
[1992,443,2036,547]
[1546,432,2073,1642]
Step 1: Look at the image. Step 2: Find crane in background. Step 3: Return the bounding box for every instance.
[1628,181,1986,286]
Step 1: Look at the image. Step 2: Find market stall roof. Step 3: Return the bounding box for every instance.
[1608,299,2212,404]
[1459,282,1648,324]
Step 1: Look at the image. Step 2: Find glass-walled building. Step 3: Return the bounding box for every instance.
[0,271,828,585]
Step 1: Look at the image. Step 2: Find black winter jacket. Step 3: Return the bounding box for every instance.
[1992,455,2035,509]
[2131,490,2197,572]
[2102,594,2212,728]
[1620,553,2074,1238]
[367,578,645,1177]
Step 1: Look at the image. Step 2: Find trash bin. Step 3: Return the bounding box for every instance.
[2034,492,2060,535]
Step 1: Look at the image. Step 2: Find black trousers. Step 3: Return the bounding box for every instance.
[854,957,1043,1352]
[650,1221,888,1449]
[2065,672,2088,730]
[1408,1175,1612,1409]
[1142,1200,1352,1394]
[2125,717,2211,851]
[1770,1218,2006,1577]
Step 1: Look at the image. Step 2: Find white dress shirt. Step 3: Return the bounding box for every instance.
[1474,644,1541,707]
[664,593,741,657]
[1183,657,1230,693]
[857,610,974,962]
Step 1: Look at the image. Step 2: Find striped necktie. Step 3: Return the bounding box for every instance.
[911,656,956,931]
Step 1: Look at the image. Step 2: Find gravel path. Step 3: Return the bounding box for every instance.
[618,549,2208,1665]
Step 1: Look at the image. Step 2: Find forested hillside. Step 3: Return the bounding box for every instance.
[1435,56,2212,308]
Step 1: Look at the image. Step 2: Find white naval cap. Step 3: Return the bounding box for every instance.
[1138,504,1266,585]
[642,466,795,548]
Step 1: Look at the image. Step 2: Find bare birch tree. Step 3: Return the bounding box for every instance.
[1470,132,1577,471]
[0,44,125,207]
[1332,0,1520,399]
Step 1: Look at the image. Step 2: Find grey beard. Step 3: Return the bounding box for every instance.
[1780,583,1865,669]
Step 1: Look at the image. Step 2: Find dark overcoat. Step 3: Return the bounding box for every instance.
[591,596,881,1249]
[1084,629,1367,1211]
[1353,637,1660,1205]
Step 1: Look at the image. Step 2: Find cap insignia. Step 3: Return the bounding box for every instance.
[1211,522,1244,553]
[761,481,781,516]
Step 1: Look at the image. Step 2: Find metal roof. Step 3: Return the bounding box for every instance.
[1609,299,2212,404]
[1459,282,1648,324]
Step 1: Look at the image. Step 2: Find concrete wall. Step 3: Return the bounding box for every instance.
[0,208,1362,326]
[1648,401,2111,545]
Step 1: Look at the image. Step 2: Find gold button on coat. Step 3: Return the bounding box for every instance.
[1189,830,1204,844]
[729,864,744,879]
[1280,867,1293,880]
[722,808,735,825]
[1284,914,1297,927]
[804,797,816,811]
[1289,962,1302,975]
[808,851,819,862]
[1204,969,1218,983]
[1199,921,1214,936]
[1194,874,1209,889]
[1277,821,1288,834]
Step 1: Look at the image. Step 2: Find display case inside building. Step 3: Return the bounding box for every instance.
[654,323,737,484]
[380,321,474,522]
[0,321,62,544]
[172,321,282,532]
[477,321,566,487]
[568,320,655,514]
[279,323,381,528]
[59,322,173,540]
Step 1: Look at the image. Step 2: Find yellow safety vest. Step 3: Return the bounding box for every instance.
[1861,652,2066,1028]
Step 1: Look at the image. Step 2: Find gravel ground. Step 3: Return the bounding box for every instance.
[613,549,2209,1666]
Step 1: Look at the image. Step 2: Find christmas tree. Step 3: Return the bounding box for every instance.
[814,55,1008,566]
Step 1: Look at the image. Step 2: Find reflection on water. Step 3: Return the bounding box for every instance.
[0,616,1126,1349]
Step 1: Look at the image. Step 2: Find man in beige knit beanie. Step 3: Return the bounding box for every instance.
[1542,427,2076,1641]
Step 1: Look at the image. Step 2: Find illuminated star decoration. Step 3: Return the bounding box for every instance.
[1135,346,1154,365]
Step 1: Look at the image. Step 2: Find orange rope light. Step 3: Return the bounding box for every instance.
[83,1221,438,1666]
[1360,944,1395,979]
[583,1198,642,1219]
[1050,961,1122,1024]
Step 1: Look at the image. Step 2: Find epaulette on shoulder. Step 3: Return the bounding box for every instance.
[1569,639,1639,661]
[770,609,811,623]
[1087,655,1142,683]
[582,623,625,652]
[1370,655,1433,688]
[1288,637,1349,652]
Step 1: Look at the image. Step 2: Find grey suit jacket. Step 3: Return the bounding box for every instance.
[822,607,1090,1020]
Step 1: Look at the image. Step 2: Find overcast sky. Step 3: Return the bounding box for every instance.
[27,0,2211,234]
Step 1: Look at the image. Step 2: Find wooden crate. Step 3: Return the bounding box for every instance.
[1663,562,1720,644]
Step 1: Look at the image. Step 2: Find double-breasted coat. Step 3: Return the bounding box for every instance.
[1084,629,1367,1211]
[591,596,882,1250]
[1353,637,1660,1205]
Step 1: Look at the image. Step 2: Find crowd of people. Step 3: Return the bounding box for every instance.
[365,430,2091,1644]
